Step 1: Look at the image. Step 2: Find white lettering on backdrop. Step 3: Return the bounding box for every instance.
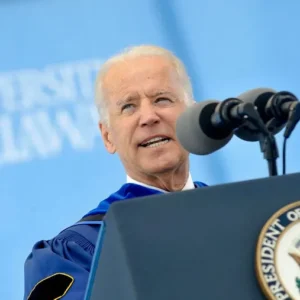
[0,59,103,166]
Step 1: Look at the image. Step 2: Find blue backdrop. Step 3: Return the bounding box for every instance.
[1,0,299,299]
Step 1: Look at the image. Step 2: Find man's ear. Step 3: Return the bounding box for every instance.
[99,122,116,154]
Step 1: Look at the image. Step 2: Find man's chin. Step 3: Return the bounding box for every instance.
[141,159,182,175]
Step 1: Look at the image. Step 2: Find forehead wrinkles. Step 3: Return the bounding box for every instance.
[102,58,181,102]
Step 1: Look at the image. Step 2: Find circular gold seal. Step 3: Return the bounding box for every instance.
[256,201,300,300]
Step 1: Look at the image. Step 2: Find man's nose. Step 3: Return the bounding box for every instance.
[139,102,160,127]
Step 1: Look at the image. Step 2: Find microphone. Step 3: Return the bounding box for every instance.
[176,98,268,155]
[235,87,300,175]
[234,88,300,139]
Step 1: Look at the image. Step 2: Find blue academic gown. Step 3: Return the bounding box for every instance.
[24,182,207,300]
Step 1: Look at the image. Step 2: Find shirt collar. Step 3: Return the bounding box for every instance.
[126,173,195,193]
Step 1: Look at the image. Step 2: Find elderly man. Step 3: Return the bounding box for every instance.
[23,45,207,300]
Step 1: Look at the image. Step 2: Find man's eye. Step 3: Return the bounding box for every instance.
[122,103,134,111]
[156,97,171,103]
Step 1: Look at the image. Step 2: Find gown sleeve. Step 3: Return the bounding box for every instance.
[23,226,97,300]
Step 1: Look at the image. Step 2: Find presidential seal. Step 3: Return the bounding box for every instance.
[256,201,300,300]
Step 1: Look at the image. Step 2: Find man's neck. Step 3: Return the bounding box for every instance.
[126,172,195,193]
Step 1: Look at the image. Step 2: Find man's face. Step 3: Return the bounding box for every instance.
[99,55,190,178]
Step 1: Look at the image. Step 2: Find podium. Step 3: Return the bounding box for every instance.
[84,172,300,300]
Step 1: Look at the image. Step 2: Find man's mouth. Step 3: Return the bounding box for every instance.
[139,136,171,148]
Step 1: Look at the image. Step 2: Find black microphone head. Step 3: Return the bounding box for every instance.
[234,88,285,141]
[176,100,233,155]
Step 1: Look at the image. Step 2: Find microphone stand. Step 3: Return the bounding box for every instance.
[236,103,279,177]
[258,132,279,176]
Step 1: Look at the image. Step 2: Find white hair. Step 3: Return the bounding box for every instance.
[94,44,195,125]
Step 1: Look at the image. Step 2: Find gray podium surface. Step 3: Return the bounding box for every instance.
[85,172,300,300]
